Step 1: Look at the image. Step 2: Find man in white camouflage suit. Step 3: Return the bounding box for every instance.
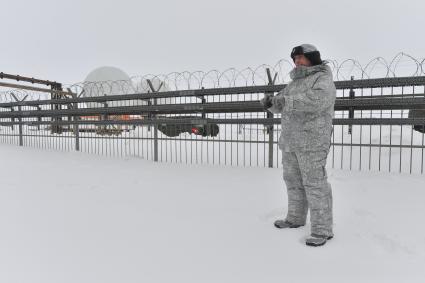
[261,44,336,247]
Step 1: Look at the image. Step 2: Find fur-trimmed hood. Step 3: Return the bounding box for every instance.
[290,63,332,80]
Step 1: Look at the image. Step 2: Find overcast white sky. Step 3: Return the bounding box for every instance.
[1,0,424,84]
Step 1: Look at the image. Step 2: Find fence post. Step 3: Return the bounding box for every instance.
[348,76,355,134]
[147,79,163,162]
[199,87,206,119]
[51,84,63,134]
[10,108,15,131]
[70,90,80,151]
[17,105,23,146]
[266,68,278,168]
[153,97,158,162]
[10,93,24,146]
[101,99,108,134]
[36,106,41,131]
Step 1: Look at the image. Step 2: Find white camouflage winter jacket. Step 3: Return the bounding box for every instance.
[267,63,336,152]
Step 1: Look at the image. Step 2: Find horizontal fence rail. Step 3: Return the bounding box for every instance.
[2,75,425,107]
[1,118,424,127]
[1,74,425,174]
[2,98,425,119]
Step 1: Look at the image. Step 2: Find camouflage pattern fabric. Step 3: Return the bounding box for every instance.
[268,63,336,237]
[282,150,333,237]
[268,64,336,152]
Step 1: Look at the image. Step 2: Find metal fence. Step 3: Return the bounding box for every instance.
[1,70,425,174]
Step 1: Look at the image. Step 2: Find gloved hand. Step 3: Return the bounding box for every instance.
[260,93,273,109]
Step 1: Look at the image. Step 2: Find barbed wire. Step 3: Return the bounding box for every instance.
[66,53,425,95]
[1,53,424,103]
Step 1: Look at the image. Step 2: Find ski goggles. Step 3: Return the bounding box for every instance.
[291,46,305,60]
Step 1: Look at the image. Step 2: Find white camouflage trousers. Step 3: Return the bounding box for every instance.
[282,150,333,237]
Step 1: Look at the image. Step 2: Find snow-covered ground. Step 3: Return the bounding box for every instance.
[1,144,424,283]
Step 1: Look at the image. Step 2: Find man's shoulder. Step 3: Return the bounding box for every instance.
[313,64,333,76]
[310,65,334,84]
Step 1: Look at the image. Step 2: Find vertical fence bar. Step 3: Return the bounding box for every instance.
[10,93,24,146]
[266,68,277,168]
[154,111,158,162]
[17,105,23,146]
[147,79,159,162]
[71,91,80,151]
[348,76,355,170]
[348,76,355,134]
[267,113,274,168]
[50,84,63,134]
